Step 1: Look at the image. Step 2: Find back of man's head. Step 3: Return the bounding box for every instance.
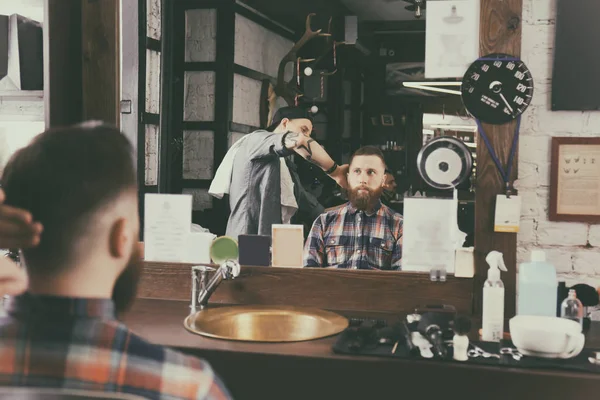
[1,122,137,276]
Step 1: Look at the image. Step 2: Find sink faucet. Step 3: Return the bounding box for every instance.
[190,260,241,313]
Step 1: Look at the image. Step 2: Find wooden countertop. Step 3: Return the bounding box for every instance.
[123,299,600,400]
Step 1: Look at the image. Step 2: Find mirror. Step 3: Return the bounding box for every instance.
[0,1,45,176]
[149,0,481,272]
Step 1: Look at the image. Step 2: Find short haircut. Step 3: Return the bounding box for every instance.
[349,146,387,170]
[1,122,137,273]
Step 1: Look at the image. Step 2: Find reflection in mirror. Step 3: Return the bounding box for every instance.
[0,122,45,176]
[155,1,482,272]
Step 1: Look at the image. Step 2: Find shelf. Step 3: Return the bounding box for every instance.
[0,91,44,99]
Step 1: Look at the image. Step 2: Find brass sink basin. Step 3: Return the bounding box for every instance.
[184,305,349,342]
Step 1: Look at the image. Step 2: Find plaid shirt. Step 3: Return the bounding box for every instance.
[304,201,403,270]
[0,293,232,400]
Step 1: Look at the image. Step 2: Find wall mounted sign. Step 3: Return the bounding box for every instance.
[425,0,480,79]
[461,54,532,197]
[461,53,533,125]
[550,137,600,222]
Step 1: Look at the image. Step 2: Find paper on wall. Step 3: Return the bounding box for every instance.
[144,194,193,262]
[424,0,480,79]
[402,196,467,273]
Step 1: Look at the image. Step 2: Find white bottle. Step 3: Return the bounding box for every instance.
[482,251,508,342]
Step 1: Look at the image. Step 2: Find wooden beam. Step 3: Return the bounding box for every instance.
[43,0,83,127]
[81,0,120,126]
[474,0,523,322]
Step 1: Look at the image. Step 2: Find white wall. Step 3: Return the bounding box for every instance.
[518,0,600,315]
[0,0,43,22]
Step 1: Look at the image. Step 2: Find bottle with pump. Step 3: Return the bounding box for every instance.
[482,251,507,342]
[517,250,557,317]
[561,289,583,330]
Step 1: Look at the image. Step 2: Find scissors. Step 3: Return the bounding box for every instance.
[500,347,523,361]
[467,345,500,359]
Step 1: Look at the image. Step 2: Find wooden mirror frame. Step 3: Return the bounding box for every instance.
[44,0,522,320]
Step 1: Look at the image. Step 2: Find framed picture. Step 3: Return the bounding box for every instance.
[550,137,600,222]
[381,114,395,126]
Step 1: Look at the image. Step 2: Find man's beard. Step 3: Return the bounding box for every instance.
[347,186,383,211]
[112,242,143,316]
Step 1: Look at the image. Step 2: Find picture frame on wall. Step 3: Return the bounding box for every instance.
[381,114,394,126]
[549,137,600,222]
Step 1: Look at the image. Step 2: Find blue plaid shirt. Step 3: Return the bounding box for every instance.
[303,201,403,270]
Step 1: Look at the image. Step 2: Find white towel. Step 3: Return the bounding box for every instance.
[208,134,298,223]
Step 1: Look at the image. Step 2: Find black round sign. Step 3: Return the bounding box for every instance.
[461,53,534,125]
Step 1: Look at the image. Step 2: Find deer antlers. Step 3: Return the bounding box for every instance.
[273,13,333,106]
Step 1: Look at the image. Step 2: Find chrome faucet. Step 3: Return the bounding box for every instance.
[190,260,241,314]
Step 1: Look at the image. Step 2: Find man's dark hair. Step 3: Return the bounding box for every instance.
[266,106,314,132]
[1,122,137,273]
[349,146,387,169]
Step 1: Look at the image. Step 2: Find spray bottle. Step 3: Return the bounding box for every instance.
[482,251,508,342]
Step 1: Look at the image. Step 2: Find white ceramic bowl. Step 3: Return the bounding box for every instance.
[509,315,585,359]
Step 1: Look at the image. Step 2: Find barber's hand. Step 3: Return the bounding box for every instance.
[329,164,349,190]
[0,188,43,249]
[0,256,27,296]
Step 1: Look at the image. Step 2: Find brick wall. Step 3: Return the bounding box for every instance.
[518,0,600,316]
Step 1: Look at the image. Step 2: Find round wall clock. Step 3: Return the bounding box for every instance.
[417,136,473,190]
[461,53,534,125]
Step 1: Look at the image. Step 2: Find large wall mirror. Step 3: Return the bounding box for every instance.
[150,0,482,273]
[0,0,45,177]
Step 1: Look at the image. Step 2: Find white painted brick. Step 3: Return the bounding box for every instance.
[523,47,553,83]
[519,105,539,134]
[582,112,600,134]
[572,249,600,276]
[518,187,549,219]
[556,273,600,291]
[536,221,588,246]
[516,246,572,273]
[534,108,586,134]
[521,0,533,24]
[544,247,574,273]
[522,23,554,55]
[535,188,550,218]
[517,135,551,187]
[517,218,537,245]
[517,245,532,266]
[527,0,556,24]
[528,81,550,107]
[587,225,600,247]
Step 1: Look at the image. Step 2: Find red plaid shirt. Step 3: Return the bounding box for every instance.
[0,293,232,400]
[303,201,403,270]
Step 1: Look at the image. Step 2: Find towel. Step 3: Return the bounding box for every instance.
[208,134,298,224]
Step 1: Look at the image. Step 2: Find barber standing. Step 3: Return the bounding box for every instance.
[210,106,348,239]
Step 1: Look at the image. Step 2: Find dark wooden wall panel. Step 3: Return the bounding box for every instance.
[44,0,83,127]
[474,0,523,322]
[81,0,120,126]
